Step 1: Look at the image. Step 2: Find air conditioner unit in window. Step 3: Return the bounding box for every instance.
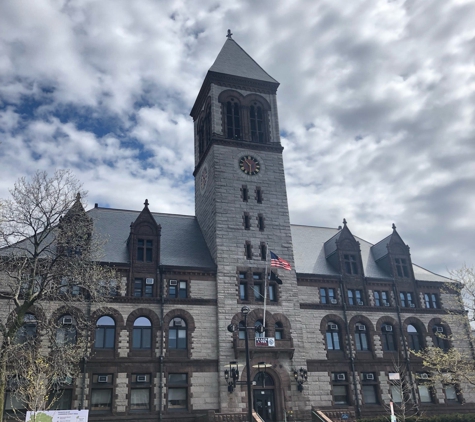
[330,299,338,304]
[410,304,416,308]
[420,373,429,380]
[169,280,178,286]
[173,319,183,327]
[357,301,364,306]
[62,316,73,325]
[357,324,366,331]
[137,375,147,383]
[436,327,444,333]
[146,278,154,285]
[329,324,338,330]
[384,325,393,332]
[98,375,108,383]
[385,302,391,307]
[365,373,374,380]
[337,374,346,381]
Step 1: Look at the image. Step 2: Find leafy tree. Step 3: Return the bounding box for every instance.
[0,170,116,421]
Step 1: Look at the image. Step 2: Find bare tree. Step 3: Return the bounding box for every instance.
[384,359,422,422]
[0,170,116,421]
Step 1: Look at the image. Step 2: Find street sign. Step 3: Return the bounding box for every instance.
[255,337,275,347]
[341,413,349,420]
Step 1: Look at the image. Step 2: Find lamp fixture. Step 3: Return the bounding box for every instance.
[293,367,308,392]
[223,361,242,393]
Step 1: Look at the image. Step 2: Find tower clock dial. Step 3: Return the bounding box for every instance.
[239,155,260,175]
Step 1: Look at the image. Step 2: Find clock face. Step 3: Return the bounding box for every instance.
[239,156,260,175]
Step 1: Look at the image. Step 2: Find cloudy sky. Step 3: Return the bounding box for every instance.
[0,0,474,276]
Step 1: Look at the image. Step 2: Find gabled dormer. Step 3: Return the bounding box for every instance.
[324,219,364,278]
[57,193,93,258]
[371,224,413,280]
[128,200,161,298]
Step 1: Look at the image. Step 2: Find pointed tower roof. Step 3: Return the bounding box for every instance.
[190,30,279,119]
[209,34,278,83]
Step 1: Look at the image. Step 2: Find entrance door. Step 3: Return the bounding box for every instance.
[253,372,276,422]
[253,389,275,422]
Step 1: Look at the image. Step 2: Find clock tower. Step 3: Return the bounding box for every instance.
[190,32,307,418]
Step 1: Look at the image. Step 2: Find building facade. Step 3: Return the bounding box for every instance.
[3,35,475,422]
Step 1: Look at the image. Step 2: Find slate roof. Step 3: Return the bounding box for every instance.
[71,207,451,282]
[88,207,215,269]
[290,225,451,283]
[209,38,279,84]
[371,234,392,261]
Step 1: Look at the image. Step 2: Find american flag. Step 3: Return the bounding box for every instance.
[270,251,291,271]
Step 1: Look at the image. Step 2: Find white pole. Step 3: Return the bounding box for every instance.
[263,243,269,333]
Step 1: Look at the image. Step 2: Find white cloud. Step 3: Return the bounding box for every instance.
[0,0,474,276]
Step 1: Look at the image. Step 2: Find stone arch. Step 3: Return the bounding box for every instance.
[163,308,196,358]
[91,307,125,328]
[218,89,245,104]
[246,308,274,340]
[375,315,399,332]
[320,314,346,333]
[240,360,289,422]
[91,307,124,354]
[272,312,292,340]
[348,315,376,355]
[403,316,427,351]
[125,308,160,329]
[49,305,84,325]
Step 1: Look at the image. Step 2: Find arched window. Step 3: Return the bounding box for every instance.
[15,313,37,344]
[95,316,115,349]
[238,321,246,340]
[226,100,241,139]
[255,320,267,338]
[133,317,152,349]
[433,325,449,351]
[355,323,370,351]
[250,103,265,143]
[275,322,284,340]
[407,325,422,351]
[169,318,187,349]
[326,322,341,350]
[55,315,77,346]
[381,324,397,351]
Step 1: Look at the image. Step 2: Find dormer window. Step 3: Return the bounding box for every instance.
[395,258,409,277]
[343,254,358,275]
[137,239,153,262]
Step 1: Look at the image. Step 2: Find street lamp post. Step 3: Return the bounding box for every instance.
[242,306,253,422]
[227,305,253,422]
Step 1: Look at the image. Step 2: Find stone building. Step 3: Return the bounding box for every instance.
[3,34,474,422]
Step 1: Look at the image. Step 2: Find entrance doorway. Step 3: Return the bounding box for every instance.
[253,372,276,422]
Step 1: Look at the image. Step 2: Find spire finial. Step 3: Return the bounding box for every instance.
[226,29,233,39]
[76,192,81,201]
[392,223,396,231]
[343,218,347,226]
[144,199,149,207]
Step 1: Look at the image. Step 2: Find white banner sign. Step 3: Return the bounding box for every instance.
[25,410,88,422]
[255,337,275,347]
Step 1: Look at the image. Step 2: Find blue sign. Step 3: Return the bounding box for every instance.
[341,414,349,420]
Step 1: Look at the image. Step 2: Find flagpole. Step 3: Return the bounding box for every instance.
[263,243,269,333]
